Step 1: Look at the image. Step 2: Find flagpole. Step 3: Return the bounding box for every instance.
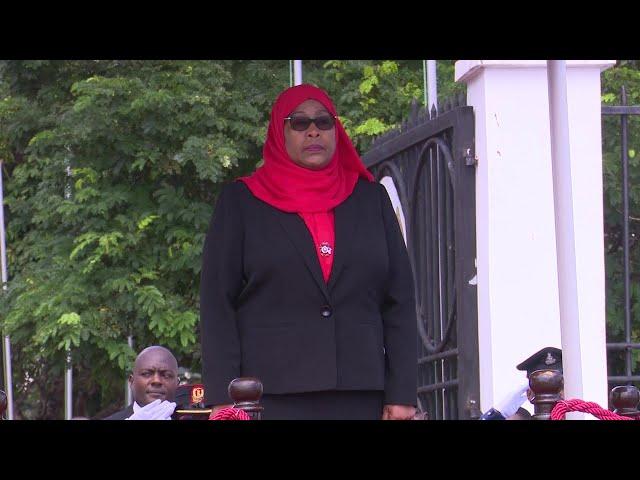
[125,334,133,406]
[547,60,584,419]
[64,160,73,419]
[64,349,72,419]
[0,160,15,419]
[293,60,302,86]
[289,61,293,88]
[426,60,438,115]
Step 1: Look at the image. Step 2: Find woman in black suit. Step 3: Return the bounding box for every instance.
[200,84,417,419]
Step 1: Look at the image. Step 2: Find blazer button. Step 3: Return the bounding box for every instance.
[320,305,332,318]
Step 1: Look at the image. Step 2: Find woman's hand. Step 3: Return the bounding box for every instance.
[382,404,416,420]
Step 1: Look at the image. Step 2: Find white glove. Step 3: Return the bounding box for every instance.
[495,377,530,419]
[126,399,176,420]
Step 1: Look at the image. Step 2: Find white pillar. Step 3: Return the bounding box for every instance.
[455,60,615,413]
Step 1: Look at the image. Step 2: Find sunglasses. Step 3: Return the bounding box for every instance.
[284,114,337,132]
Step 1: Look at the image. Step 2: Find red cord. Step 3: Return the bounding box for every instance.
[209,407,252,420]
[551,399,635,420]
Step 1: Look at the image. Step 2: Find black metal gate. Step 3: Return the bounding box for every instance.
[602,86,640,389]
[362,97,480,419]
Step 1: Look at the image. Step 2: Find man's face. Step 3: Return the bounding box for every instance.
[129,350,179,406]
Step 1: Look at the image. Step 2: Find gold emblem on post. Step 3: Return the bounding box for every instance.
[191,384,205,405]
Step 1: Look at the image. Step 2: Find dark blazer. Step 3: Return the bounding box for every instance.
[200,179,417,406]
[103,405,133,420]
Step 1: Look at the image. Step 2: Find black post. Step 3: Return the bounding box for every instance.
[228,377,263,420]
[610,385,640,419]
[453,107,480,419]
[530,370,564,420]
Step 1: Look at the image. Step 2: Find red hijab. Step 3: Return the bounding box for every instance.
[239,84,374,213]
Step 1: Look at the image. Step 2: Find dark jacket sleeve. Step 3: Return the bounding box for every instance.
[379,184,418,406]
[200,183,245,405]
[103,405,134,420]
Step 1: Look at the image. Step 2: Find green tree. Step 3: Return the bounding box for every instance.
[0,60,289,418]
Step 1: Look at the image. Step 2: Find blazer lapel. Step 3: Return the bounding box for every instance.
[273,210,331,302]
[328,190,359,292]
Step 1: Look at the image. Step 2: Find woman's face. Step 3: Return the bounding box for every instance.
[284,99,337,170]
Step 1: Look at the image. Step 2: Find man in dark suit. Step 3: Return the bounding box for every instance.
[104,345,179,420]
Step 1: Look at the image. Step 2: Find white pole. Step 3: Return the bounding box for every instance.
[64,349,72,419]
[0,160,14,420]
[293,60,302,86]
[426,60,438,115]
[125,335,133,406]
[289,61,294,87]
[547,60,584,419]
[64,161,73,419]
